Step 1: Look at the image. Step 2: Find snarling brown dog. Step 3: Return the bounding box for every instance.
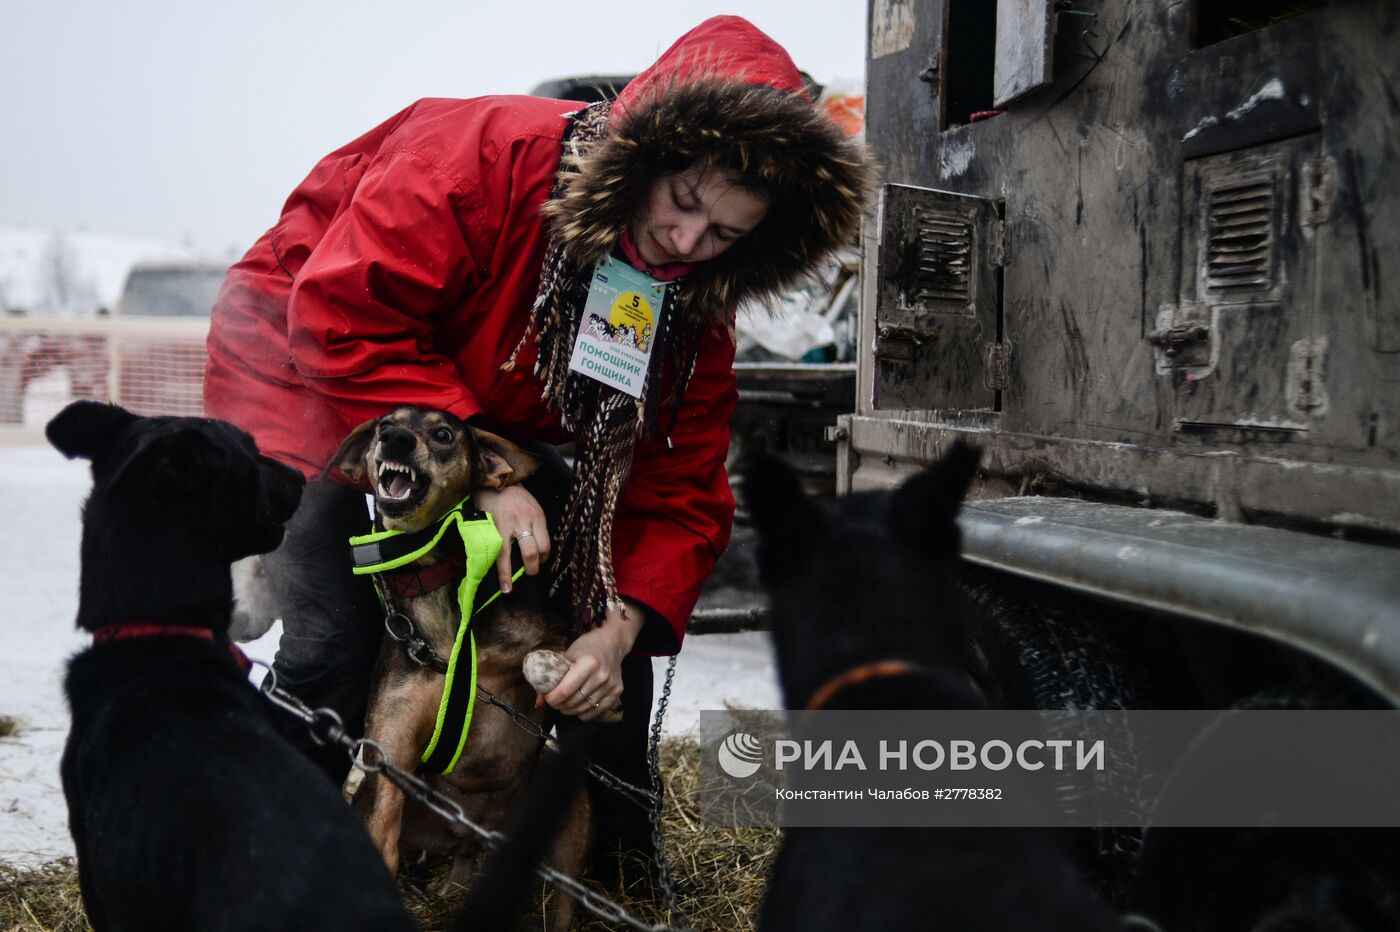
[330,406,614,930]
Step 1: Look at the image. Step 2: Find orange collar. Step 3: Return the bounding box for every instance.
[803,660,921,714]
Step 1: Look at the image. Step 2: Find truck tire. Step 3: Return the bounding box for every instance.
[1132,683,1399,931]
[958,566,1161,907]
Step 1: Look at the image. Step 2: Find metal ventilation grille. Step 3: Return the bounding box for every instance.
[1205,177,1275,293]
[911,209,973,305]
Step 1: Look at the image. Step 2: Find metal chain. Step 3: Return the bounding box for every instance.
[473,684,660,811]
[478,663,688,924]
[250,660,676,932]
[379,605,659,811]
[648,655,683,919]
[371,591,687,922]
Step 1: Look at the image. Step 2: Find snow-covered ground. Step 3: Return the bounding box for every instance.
[0,443,779,867]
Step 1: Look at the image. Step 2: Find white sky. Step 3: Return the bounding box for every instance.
[0,1,867,260]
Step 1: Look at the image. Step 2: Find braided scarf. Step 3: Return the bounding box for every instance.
[503,101,702,634]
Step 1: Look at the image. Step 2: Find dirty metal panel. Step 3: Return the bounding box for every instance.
[860,2,1400,514]
[1303,6,1400,458]
[874,184,998,411]
[865,0,944,182]
[842,414,1400,534]
[994,0,1055,107]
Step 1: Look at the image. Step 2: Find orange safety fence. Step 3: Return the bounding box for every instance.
[0,316,209,430]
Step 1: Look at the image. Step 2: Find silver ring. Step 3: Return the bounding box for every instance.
[516,529,534,540]
[592,700,601,709]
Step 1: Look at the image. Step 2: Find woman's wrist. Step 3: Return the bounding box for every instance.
[606,597,647,654]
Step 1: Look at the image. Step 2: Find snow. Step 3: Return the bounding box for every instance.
[1182,78,1288,142]
[0,443,780,867]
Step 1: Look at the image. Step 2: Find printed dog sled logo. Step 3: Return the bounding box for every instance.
[718,731,765,779]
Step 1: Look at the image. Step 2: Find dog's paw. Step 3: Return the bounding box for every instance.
[522,650,624,724]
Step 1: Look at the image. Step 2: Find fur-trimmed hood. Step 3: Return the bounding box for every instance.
[541,16,875,328]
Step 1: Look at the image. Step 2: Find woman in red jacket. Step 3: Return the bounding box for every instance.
[204,15,870,854]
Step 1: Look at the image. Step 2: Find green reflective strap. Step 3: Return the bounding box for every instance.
[420,511,506,773]
[349,498,473,576]
[422,552,523,771]
[351,499,525,774]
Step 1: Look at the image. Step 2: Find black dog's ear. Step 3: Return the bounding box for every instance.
[46,401,137,461]
[472,427,542,490]
[324,418,377,484]
[743,455,825,583]
[889,441,981,557]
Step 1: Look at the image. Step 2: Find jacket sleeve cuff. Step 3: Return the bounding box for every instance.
[619,595,681,656]
[614,522,719,655]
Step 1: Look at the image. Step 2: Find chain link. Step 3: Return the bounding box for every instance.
[250,660,677,932]
[378,605,660,811]
[473,684,660,811]
[648,655,682,916]
[368,591,687,922]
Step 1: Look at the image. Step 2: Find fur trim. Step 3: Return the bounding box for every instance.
[541,79,875,329]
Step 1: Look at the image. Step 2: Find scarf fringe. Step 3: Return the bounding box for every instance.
[516,101,698,633]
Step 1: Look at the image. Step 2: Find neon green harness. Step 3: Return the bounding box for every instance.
[349,497,520,774]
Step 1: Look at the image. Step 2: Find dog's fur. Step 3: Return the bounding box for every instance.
[47,401,416,932]
[330,406,601,930]
[744,445,1119,931]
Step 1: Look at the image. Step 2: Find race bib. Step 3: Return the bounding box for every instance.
[568,256,669,398]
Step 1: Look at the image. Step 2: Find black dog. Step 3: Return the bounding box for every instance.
[744,445,1120,931]
[48,401,417,932]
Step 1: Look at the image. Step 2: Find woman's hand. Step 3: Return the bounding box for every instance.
[541,599,646,722]
[474,485,549,592]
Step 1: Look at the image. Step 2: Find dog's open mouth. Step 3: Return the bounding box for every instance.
[374,459,426,510]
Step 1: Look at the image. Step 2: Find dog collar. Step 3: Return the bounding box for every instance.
[803,660,922,715]
[92,624,252,675]
[349,496,520,774]
[380,550,467,599]
[349,498,489,572]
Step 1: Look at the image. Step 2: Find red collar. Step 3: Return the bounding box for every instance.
[93,624,251,675]
[381,551,466,599]
[803,660,922,714]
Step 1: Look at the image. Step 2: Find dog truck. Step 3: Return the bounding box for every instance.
[844,0,1400,920]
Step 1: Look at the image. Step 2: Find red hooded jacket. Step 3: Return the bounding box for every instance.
[205,17,850,650]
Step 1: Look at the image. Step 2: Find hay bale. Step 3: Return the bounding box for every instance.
[408,737,779,931]
[0,738,775,932]
[0,859,90,931]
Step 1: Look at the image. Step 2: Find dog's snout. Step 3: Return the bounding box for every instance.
[261,460,305,523]
[381,426,418,460]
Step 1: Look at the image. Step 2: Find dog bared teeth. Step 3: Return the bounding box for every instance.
[376,461,418,499]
